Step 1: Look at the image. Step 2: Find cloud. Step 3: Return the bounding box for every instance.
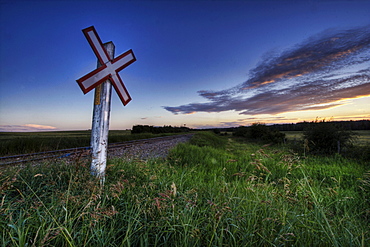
[164,26,370,115]
[140,116,163,120]
[192,116,301,129]
[333,115,370,121]
[0,124,58,132]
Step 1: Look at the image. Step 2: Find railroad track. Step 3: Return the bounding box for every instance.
[0,134,193,166]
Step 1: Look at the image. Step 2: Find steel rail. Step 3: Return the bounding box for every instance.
[0,134,193,166]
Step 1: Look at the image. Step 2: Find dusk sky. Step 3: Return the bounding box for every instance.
[1,0,369,132]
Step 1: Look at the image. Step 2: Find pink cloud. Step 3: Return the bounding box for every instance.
[0,124,58,132]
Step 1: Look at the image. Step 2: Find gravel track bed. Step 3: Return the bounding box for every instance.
[108,135,192,160]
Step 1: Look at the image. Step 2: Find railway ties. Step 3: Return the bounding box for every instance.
[0,146,91,166]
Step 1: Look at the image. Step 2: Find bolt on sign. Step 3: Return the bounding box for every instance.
[76,26,136,183]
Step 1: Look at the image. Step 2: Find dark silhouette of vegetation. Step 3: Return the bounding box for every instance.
[303,119,355,155]
[199,120,369,135]
[233,123,285,144]
[212,128,221,135]
[131,125,190,134]
[272,120,370,131]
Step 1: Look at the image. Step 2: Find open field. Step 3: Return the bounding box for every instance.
[1,132,369,246]
[283,130,370,145]
[0,130,131,143]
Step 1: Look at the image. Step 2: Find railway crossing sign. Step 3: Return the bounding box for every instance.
[76,26,136,183]
[77,26,136,105]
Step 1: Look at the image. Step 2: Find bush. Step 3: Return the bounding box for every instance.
[303,120,355,155]
[233,123,285,144]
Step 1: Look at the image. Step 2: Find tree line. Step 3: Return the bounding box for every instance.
[131,125,190,134]
[207,120,370,132]
[271,119,370,131]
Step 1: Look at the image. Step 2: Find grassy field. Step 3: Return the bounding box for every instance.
[1,132,369,246]
[0,130,182,156]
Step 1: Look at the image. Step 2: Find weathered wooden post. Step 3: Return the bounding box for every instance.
[90,42,115,181]
[76,26,136,183]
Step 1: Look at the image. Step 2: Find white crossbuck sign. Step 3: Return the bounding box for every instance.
[76,26,136,105]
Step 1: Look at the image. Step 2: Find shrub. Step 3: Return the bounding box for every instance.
[212,128,221,135]
[303,119,355,155]
[233,123,285,144]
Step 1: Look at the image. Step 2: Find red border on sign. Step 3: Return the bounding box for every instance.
[82,26,112,64]
[110,75,132,106]
[112,49,137,73]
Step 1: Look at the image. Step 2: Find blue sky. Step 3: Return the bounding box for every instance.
[0,0,369,132]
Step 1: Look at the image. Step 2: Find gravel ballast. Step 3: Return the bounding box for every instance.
[108,135,192,160]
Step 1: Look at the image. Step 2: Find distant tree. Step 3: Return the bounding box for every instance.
[131,125,152,134]
[131,125,190,134]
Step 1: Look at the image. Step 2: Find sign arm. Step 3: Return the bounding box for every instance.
[82,26,111,65]
[76,65,109,94]
[110,73,131,106]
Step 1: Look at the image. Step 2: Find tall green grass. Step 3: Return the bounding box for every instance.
[1,132,369,246]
